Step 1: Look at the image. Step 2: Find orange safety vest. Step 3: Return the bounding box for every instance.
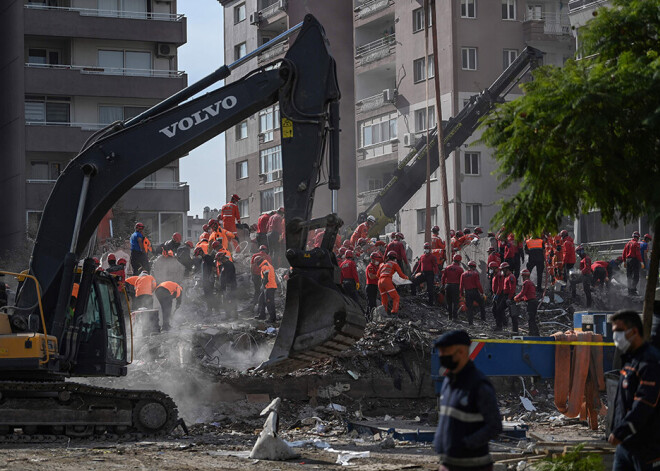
[125,276,138,287]
[196,240,209,254]
[158,281,182,298]
[260,260,277,289]
[526,238,543,249]
[220,202,240,232]
[134,274,156,296]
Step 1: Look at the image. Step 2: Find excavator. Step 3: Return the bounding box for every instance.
[357,46,544,236]
[0,15,364,438]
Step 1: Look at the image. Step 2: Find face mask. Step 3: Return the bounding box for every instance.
[424,249,430,254]
[439,355,459,371]
[613,329,632,353]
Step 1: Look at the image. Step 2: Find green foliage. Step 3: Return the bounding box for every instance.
[535,444,605,471]
[479,0,660,239]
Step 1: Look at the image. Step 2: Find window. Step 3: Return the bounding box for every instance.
[238,199,249,218]
[99,105,147,124]
[526,4,542,20]
[368,178,382,191]
[98,49,151,75]
[234,3,246,23]
[461,47,477,70]
[413,55,434,83]
[503,49,518,69]
[414,106,436,132]
[417,208,438,233]
[260,146,282,183]
[502,0,516,20]
[260,185,283,212]
[465,204,481,226]
[259,105,280,142]
[29,161,62,180]
[98,0,147,18]
[234,42,247,61]
[236,160,248,180]
[461,0,476,18]
[464,152,480,175]
[236,120,248,140]
[412,7,432,33]
[27,48,60,65]
[25,96,70,124]
[360,114,397,147]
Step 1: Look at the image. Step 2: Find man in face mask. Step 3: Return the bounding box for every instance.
[433,330,502,471]
[608,310,660,470]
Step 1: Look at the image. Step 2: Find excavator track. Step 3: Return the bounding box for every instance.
[0,381,179,443]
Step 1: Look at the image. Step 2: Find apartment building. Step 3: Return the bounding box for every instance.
[0,0,189,252]
[218,0,356,225]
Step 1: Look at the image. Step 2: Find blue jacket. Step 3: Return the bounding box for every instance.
[130,231,144,252]
[612,343,660,462]
[433,361,502,467]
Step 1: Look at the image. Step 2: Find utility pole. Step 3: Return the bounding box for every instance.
[423,0,432,245]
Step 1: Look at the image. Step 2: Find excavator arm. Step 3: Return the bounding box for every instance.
[14,15,363,374]
[359,46,545,236]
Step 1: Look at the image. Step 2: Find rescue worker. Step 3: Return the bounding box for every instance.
[433,330,503,469]
[209,220,236,253]
[385,232,409,274]
[251,245,273,302]
[133,270,156,310]
[176,240,195,276]
[340,250,361,306]
[441,254,464,320]
[640,234,652,270]
[524,235,545,292]
[154,281,183,331]
[350,215,376,246]
[486,260,499,297]
[561,230,576,296]
[256,211,271,247]
[365,252,382,316]
[129,222,150,275]
[106,253,126,291]
[460,260,486,325]
[514,269,539,336]
[267,207,285,267]
[431,226,447,269]
[503,235,522,279]
[377,251,408,314]
[592,259,609,291]
[161,232,182,256]
[608,310,660,470]
[487,247,502,268]
[623,231,643,295]
[411,242,439,305]
[255,256,277,323]
[577,246,593,308]
[502,262,518,332]
[200,242,217,311]
[220,194,241,251]
[491,262,506,331]
[216,250,237,320]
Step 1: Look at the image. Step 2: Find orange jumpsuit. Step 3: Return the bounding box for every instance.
[377,260,408,313]
[220,202,240,233]
[209,228,236,251]
[350,222,369,246]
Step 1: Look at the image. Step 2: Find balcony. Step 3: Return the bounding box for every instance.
[259,0,287,20]
[25,122,98,153]
[568,0,609,12]
[354,0,394,21]
[356,92,395,115]
[25,179,189,212]
[355,34,396,68]
[24,64,187,98]
[257,41,288,65]
[523,15,572,42]
[24,4,186,44]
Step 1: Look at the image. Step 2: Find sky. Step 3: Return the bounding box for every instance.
[177,1,226,218]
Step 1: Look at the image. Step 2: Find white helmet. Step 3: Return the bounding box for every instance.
[367,215,376,223]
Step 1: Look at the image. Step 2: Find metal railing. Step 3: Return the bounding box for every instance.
[523,14,571,35]
[568,0,610,13]
[354,0,393,19]
[257,41,288,64]
[259,0,287,20]
[24,3,184,21]
[356,33,395,56]
[26,121,107,130]
[356,92,391,113]
[25,62,185,78]
[26,179,188,190]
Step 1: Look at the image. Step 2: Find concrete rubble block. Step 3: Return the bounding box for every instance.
[249,397,299,461]
[246,393,270,403]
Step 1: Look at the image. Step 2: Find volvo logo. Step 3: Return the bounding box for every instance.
[159,96,238,138]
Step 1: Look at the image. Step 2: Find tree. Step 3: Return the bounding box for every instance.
[480,0,660,336]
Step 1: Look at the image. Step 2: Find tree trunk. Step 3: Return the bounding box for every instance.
[642,216,660,339]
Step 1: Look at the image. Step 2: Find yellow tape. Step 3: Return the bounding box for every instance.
[473,339,615,347]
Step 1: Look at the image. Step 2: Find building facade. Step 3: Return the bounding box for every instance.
[219,0,574,252]
[0,0,189,252]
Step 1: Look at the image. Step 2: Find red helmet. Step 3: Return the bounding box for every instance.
[423,242,431,249]
[499,262,510,269]
[231,194,240,202]
[194,247,204,257]
[488,261,499,269]
[370,252,383,261]
[375,240,386,247]
[92,257,100,266]
[390,232,397,239]
[560,230,568,237]
[474,227,483,234]
[202,224,209,232]
[172,232,182,243]
[387,251,398,260]
[520,268,531,276]
[185,240,194,248]
[616,255,624,262]
[487,247,495,253]
[449,230,455,237]
[345,250,354,259]
[463,228,471,234]
[259,244,268,252]
[117,258,127,265]
[135,222,144,230]
[432,225,440,233]
[343,240,351,248]
[453,254,462,262]
[211,240,221,249]
[253,255,265,266]
[456,231,464,238]
[397,232,405,240]
[632,231,640,239]
[107,253,116,262]
[357,237,367,246]
[644,233,652,240]
[467,260,477,268]
[208,218,218,227]
[278,207,285,213]
[339,247,347,255]
[200,232,210,241]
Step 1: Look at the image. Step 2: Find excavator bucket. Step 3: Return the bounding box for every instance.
[258,270,365,373]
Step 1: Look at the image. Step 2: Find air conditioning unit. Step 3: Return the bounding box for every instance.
[272,169,283,181]
[278,0,287,10]
[250,12,261,24]
[382,88,396,102]
[403,133,417,147]
[156,43,176,58]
